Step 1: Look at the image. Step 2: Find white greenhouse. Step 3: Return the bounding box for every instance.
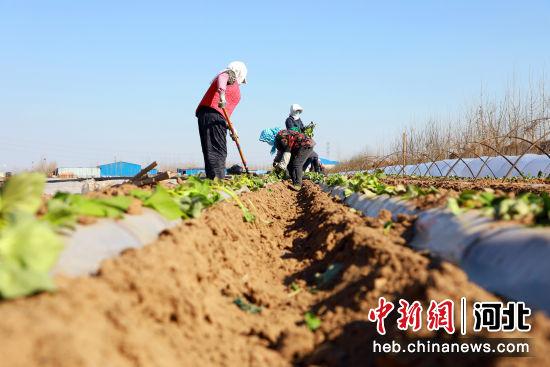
[379,154,550,178]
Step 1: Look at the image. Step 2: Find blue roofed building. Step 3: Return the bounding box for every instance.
[98,161,141,177]
[320,157,339,166]
[181,168,206,176]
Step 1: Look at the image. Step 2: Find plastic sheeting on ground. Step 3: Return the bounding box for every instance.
[44,179,127,195]
[54,187,249,276]
[319,183,550,315]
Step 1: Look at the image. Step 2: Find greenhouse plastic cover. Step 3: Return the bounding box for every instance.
[379,153,550,178]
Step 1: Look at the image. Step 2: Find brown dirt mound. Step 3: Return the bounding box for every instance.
[381,176,550,194]
[0,182,549,367]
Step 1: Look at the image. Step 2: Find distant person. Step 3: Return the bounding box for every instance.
[284,104,322,174]
[273,129,316,189]
[196,61,248,179]
[285,104,305,132]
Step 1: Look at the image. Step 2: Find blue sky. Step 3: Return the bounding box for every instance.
[1,0,549,170]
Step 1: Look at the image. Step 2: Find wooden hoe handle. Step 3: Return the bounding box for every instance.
[221,108,250,174]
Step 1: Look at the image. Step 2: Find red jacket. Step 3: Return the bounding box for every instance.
[275,130,315,152]
[196,76,241,118]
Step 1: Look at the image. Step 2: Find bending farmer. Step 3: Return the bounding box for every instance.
[284,103,322,174]
[303,150,323,173]
[273,129,316,188]
[196,61,248,179]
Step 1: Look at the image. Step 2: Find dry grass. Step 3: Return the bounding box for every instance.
[336,79,550,172]
[29,160,58,177]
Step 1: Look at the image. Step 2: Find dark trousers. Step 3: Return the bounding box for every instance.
[288,147,313,186]
[197,107,227,179]
[303,150,321,173]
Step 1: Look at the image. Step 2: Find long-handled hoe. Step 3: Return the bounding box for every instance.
[222,107,250,174]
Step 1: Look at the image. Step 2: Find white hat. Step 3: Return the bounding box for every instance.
[290,104,303,115]
[227,61,248,84]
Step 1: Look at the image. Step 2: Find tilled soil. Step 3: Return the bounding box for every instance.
[381,176,550,194]
[0,182,549,367]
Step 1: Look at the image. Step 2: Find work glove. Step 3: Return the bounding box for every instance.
[218,92,227,108]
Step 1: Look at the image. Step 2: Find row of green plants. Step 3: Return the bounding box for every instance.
[447,190,550,224]
[306,171,438,199]
[305,171,550,225]
[0,173,279,299]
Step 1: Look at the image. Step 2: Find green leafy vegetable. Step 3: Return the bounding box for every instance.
[303,121,316,138]
[43,193,133,228]
[0,216,64,298]
[402,184,437,199]
[304,312,322,331]
[143,185,183,220]
[318,171,549,226]
[448,189,549,225]
[0,173,45,228]
[0,172,281,300]
[130,189,152,201]
[41,198,78,229]
[304,172,325,183]
[447,197,463,215]
[0,173,64,299]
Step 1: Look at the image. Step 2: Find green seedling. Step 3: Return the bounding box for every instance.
[383,220,394,235]
[288,282,302,297]
[215,185,256,222]
[304,312,322,331]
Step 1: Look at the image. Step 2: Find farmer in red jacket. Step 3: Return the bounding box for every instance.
[196,61,248,179]
[273,129,316,189]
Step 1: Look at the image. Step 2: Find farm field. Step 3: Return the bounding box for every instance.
[3,2,550,366]
[0,180,549,367]
[379,176,550,195]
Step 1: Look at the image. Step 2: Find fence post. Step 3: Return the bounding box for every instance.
[402,131,407,176]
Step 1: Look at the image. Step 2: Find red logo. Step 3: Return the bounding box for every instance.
[427,299,455,334]
[368,297,395,335]
[396,299,423,332]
